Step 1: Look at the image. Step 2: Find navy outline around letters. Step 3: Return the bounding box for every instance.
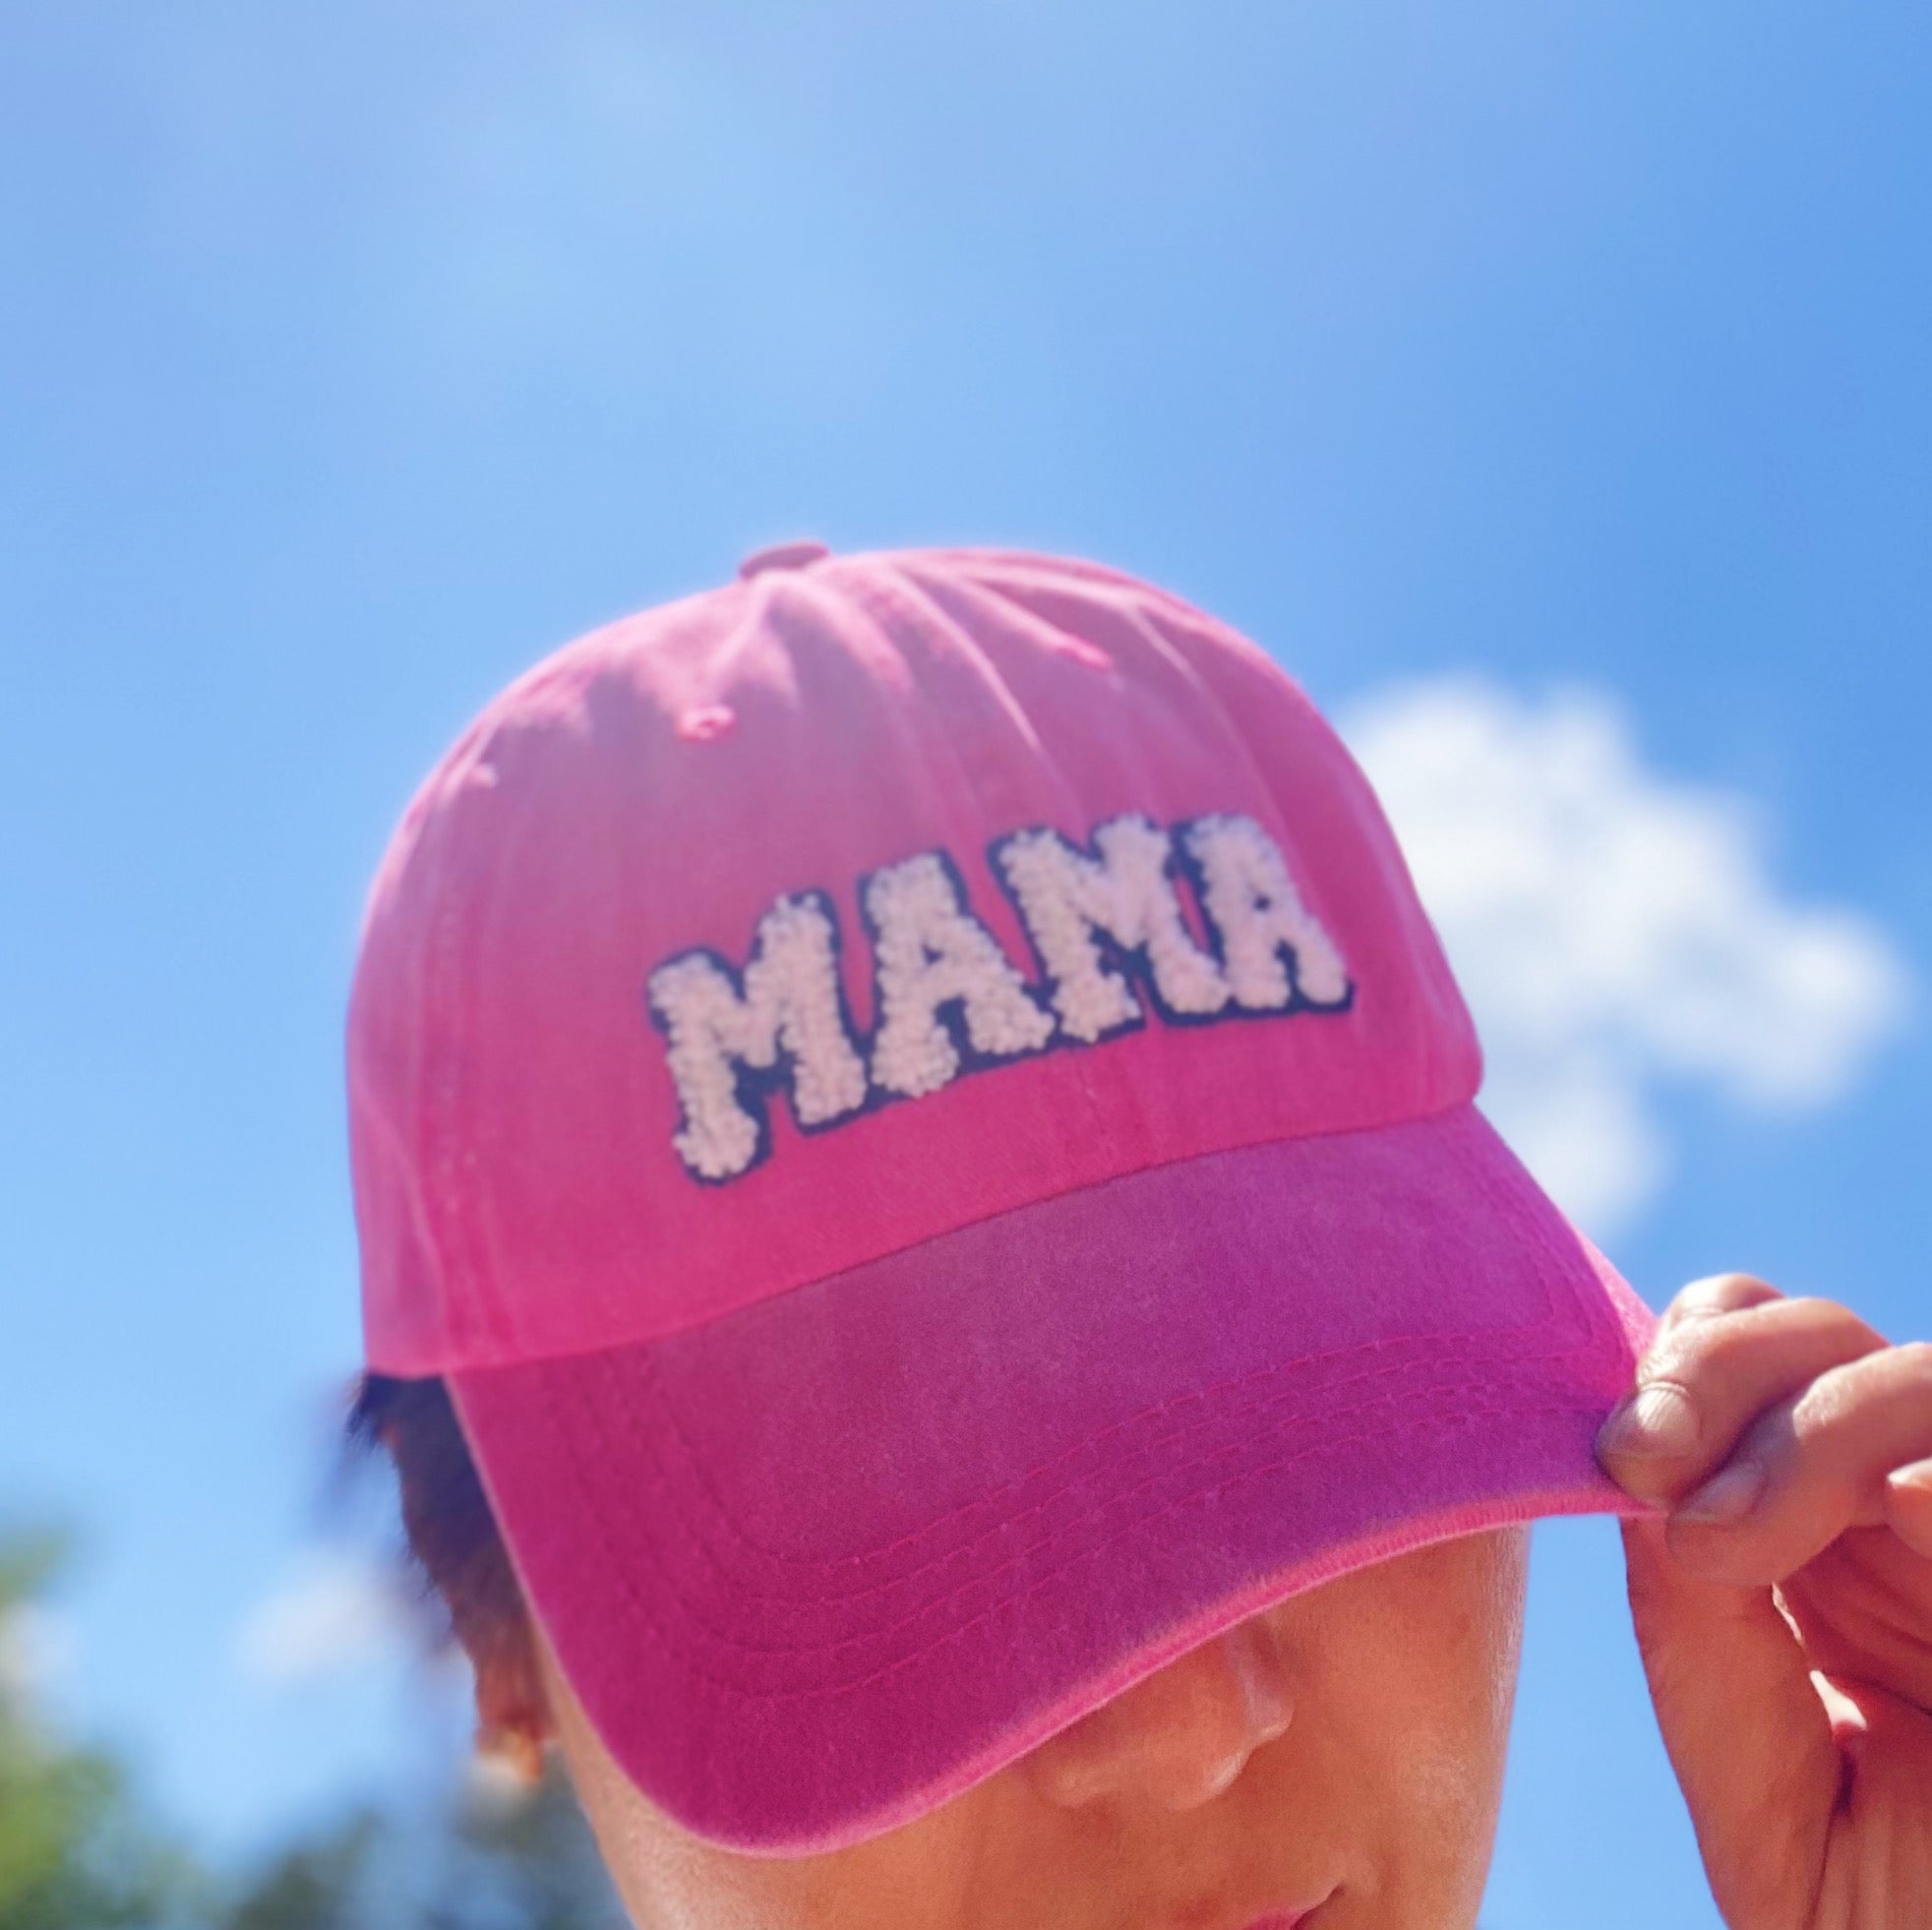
[645,814,1356,1184]
[987,814,1233,1040]
[855,846,1058,1097]
[644,887,874,1186]
[1171,813,1357,1019]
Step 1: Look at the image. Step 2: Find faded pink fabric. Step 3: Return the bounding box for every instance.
[348,545,1657,1853]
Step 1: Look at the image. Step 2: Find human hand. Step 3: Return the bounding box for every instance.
[1595,1274,1932,1928]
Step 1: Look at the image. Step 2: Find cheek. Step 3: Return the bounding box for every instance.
[538,1643,769,1930]
[574,1779,1001,1930]
[544,1533,1530,1930]
[548,1646,994,1930]
[1289,1530,1529,1910]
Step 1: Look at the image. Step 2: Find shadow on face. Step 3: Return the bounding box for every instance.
[535,1526,1530,1930]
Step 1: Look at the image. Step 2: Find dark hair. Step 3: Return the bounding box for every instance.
[348,1374,542,1745]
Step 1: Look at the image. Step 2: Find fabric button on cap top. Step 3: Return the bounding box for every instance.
[739,539,830,579]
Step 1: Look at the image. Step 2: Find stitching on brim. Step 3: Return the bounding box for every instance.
[540,1383,1600,1700]
[544,1371,1600,1702]
[603,1332,1600,1610]
[574,1359,1582,1656]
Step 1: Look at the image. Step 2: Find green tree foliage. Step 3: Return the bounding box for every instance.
[218,1813,386,1930]
[0,1534,201,1930]
[213,1777,627,1930]
[0,1534,628,1930]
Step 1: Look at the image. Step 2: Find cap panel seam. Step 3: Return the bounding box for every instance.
[424,800,490,1359]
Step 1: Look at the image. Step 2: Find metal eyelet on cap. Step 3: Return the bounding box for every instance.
[738,540,831,579]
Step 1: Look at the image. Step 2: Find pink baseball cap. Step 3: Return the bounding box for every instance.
[348,542,1655,1853]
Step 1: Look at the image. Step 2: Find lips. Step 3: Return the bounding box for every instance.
[1175,1882,1333,1930]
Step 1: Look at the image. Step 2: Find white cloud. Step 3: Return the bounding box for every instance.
[235,1549,412,1689]
[1341,678,1911,1236]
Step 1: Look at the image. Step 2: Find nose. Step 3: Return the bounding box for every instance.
[1024,1614,1295,1813]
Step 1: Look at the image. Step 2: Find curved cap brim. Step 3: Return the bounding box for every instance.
[450,1103,1656,1854]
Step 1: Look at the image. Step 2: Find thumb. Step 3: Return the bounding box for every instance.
[1621,1518,1841,1929]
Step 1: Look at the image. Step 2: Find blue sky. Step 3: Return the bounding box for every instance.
[2,4,1928,1924]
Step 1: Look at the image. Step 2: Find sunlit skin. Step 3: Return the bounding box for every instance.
[1596,1276,1932,1929]
[483,1279,1932,1928]
[536,1529,1526,1930]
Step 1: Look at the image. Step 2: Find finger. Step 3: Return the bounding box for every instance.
[1779,1525,1932,1711]
[1665,1342,1932,1587]
[1654,1271,1786,1339]
[1597,1294,1889,1509]
[1888,1458,1932,1559]
[1620,1518,1840,1927]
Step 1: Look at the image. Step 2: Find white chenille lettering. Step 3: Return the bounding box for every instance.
[867,854,1057,1096]
[647,894,869,1180]
[996,815,1231,1040]
[1182,814,1351,1010]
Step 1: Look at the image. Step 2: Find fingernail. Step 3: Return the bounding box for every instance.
[1597,1383,1699,1461]
[1886,1461,1932,1558]
[1675,1459,1767,1526]
[1888,1459,1932,1498]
